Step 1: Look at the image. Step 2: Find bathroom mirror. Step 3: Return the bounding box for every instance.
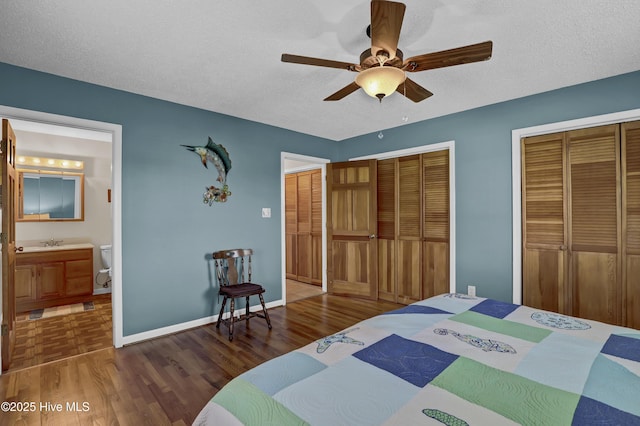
[17,169,84,221]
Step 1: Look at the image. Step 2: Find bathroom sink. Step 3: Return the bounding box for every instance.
[21,243,94,253]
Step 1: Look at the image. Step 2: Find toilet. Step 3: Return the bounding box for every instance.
[98,244,112,287]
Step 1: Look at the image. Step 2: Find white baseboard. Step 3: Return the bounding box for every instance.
[120,299,284,346]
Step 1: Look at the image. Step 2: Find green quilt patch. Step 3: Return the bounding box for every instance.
[452,311,551,343]
[432,357,580,425]
[212,378,309,426]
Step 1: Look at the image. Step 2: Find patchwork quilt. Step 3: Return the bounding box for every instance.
[193,294,640,425]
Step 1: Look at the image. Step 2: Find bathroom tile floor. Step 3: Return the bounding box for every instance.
[8,294,112,372]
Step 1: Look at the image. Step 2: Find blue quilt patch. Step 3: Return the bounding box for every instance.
[470,299,519,319]
[353,334,458,388]
[582,354,640,416]
[384,305,452,315]
[601,334,640,362]
[573,396,640,425]
[240,352,327,395]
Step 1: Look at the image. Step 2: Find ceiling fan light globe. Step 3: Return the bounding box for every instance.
[355,66,405,101]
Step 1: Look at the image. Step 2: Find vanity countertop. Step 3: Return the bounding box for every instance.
[20,243,94,253]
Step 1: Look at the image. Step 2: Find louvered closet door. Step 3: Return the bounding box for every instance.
[623,120,640,329]
[568,124,621,325]
[296,172,312,283]
[422,150,450,298]
[522,132,568,313]
[286,170,323,285]
[377,158,397,302]
[285,174,297,279]
[310,169,323,285]
[397,155,422,304]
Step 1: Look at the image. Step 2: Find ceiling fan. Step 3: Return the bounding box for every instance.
[281,0,493,103]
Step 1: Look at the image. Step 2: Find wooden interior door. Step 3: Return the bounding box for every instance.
[1,118,18,371]
[567,124,621,325]
[522,132,568,314]
[327,160,378,299]
[422,150,450,298]
[622,120,640,329]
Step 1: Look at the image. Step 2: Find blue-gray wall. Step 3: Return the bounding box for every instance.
[337,70,640,302]
[2,61,639,335]
[0,62,338,336]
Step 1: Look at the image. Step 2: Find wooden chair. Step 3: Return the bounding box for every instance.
[212,248,272,341]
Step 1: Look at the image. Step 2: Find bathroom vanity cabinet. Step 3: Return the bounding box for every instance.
[15,247,94,312]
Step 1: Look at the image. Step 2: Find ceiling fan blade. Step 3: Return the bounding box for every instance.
[370,1,406,59]
[324,82,361,101]
[281,54,358,71]
[404,41,493,72]
[396,78,433,102]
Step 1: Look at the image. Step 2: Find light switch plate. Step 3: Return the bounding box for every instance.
[261,208,271,218]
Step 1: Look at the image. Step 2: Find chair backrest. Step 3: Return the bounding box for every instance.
[213,248,253,287]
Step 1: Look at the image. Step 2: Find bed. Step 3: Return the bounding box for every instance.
[193,293,640,425]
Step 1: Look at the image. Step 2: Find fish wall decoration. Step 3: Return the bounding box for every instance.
[181,137,232,204]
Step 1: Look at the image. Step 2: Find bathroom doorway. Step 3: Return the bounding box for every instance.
[0,106,122,372]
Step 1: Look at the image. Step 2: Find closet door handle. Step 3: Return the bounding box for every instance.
[369,234,377,239]
[559,245,567,251]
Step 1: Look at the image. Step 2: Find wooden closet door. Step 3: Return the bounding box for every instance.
[296,172,312,283]
[397,155,422,304]
[623,120,640,329]
[522,132,568,314]
[310,169,322,285]
[377,158,397,302]
[567,124,621,325]
[286,170,322,285]
[422,150,450,298]
[285,174,297,279]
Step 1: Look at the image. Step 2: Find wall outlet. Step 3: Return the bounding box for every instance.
[261,207,271,218]
[467,285,476,297]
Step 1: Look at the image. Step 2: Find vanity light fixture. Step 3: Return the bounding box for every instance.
[17,156,84,170]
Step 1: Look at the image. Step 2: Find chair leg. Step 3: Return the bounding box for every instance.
[245,296,250,323]
[259,293,272,329]
[216,296,228,329]
[228,298,235,341]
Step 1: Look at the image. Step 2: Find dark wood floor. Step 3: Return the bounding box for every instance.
[0,294,402,425]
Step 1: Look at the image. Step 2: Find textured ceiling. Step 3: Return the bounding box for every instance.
[1,0,639,141]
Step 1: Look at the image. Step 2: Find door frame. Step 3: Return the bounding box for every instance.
[350,140,457,294]
[280,152,329,305]
[0,105,124,354]
[511,107,640,304]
